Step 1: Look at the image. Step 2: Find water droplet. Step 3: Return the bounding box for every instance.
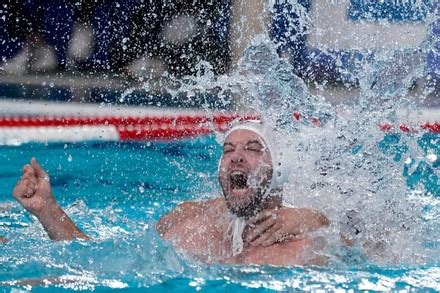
[426,153,437,163]
[67,154,73,162]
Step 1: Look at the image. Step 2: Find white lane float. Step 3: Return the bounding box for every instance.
[0,100,438,145]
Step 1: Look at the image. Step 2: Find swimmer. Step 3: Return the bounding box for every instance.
[156,120,329,265]
[13,121,328,266]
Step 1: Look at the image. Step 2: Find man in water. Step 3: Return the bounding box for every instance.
[156,121,328,265]
[13,120,328,265]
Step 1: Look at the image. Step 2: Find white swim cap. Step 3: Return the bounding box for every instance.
[220,120,290,256]
[219,120,289,192]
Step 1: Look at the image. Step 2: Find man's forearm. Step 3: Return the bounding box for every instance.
[36,204,90,241]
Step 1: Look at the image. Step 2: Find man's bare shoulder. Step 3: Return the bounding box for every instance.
[176,197,225,212]
[156,197,226,236]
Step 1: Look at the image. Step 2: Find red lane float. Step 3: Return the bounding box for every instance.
[0,114,258,142]
[379,122,440,133]
[0,113,438,144]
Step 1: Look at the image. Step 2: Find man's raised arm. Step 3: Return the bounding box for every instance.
[13,158,89,241]
[244,207,330,247]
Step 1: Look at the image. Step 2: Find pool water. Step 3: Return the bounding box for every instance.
[0,133,438,291]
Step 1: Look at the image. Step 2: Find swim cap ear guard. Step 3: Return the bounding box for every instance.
[219,119,289,196]
[268,147,289,192]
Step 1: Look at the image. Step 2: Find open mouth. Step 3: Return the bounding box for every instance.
[230,171,249,193]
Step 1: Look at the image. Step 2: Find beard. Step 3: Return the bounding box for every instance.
[223,187,268,219]
[218,162,273,219]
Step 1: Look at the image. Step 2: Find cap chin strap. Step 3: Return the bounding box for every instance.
[226,214,246,256]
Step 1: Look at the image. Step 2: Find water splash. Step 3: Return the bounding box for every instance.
[161,0,439,266]
[173,45,436,268]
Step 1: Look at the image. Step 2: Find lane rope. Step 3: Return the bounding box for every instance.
[0,112,438,144]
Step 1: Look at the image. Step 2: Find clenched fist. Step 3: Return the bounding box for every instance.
[12,158,89,241]
[13,158,56,217]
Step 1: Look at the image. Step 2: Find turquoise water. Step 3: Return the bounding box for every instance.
[0,133,438,291]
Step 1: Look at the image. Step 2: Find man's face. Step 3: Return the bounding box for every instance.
[218,129,273,217]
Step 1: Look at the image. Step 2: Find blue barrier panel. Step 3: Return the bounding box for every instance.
[348,0,430,22]
[271,0,439,87]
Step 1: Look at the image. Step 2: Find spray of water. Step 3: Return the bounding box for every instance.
[152,0,439,266]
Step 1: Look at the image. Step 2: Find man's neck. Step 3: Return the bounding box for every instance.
[261,190,283,211]
[226,189,284,219]
[245,190,283,219]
